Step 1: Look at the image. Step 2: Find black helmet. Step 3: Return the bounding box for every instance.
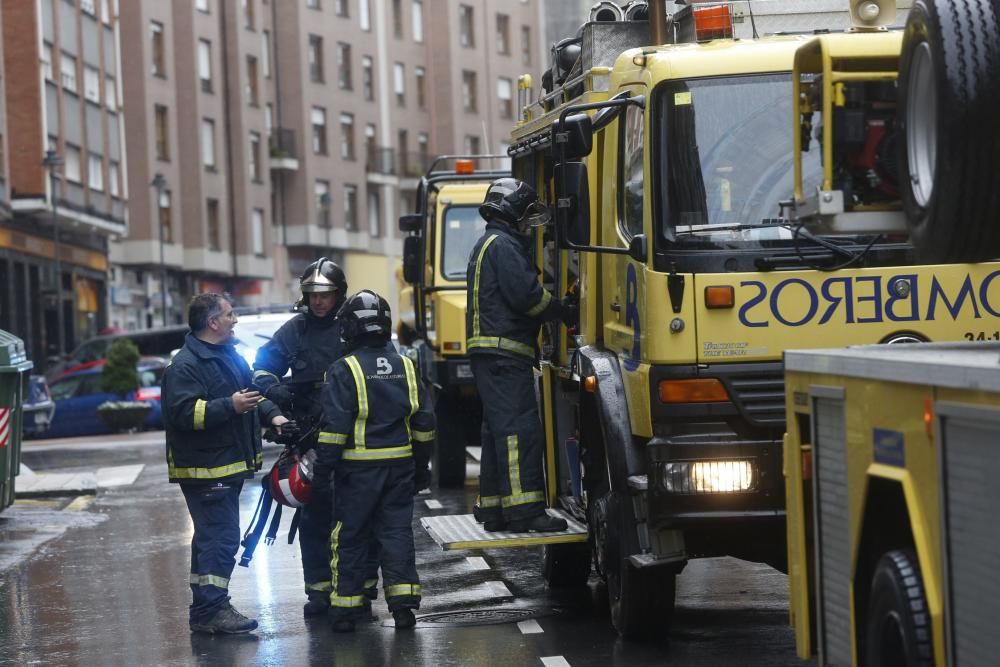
[479,178,544,226]
[300,257,347,295]
[338,290,392,343]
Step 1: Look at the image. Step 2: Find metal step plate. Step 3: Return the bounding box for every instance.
[421,510,588,550]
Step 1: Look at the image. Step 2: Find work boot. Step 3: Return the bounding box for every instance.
[506,513,568,533]
[393,608,416,630]
[483,518,508,532]
[472,504,487,523]
[190,603,259,634]
[330,616,356,633]
[303,592,329,618]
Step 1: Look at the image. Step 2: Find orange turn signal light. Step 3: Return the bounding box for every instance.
[658,378,729,404]
[923,398,934,439]
[443,341,462,351]
[583,376,597,393]
[455,159,475,174]
[704,286,735,309]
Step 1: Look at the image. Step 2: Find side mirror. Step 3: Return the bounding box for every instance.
[554,162,591,247]
[402,236,422,285]
[553,113,593,160]
[399,213,422,233]
[627,234,647,262]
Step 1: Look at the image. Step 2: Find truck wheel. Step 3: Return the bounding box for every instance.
[898,0,1000,262]
[434,393,467,488]
[864,549,933,667]
[542,542,591,588]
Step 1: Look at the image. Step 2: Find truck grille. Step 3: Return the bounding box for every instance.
[724,372,786,428]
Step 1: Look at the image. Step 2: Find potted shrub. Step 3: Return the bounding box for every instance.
[96,338,152,433]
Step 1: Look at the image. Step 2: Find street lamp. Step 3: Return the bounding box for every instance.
[42,150,65,359]
[151,173,168,327]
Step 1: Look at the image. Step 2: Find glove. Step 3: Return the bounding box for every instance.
[560,297,579,327]
[264,383,294,412]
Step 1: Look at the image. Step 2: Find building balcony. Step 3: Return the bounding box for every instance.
[269,128,299,171]
[366,146,396,176]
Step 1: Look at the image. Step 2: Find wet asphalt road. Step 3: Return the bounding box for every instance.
[0,433,808,666]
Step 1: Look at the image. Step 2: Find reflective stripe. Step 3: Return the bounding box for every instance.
[364,578,379,591]
[306,581,332,593]
[344,356,368,449]
[318,431,348,445]
[330,595,365,608]
[525,289,552,317]
[478,494,502,508]
[252,369,281,385]
[501,490,545,508]
[189,573,230,589]
[467,336,534,359]
[412,430,435,443]
[329,521,343,605]
[401,356,419,443]
[342,445,412,461]
[169,458,251,480]
[385,583,422,599]
[255,452,263,466]
[471,235,499,339]
[194,399,207,430]
[506,434,524,501]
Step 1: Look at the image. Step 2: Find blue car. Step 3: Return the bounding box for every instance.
[22,375,55,439]
[41,358,167,439]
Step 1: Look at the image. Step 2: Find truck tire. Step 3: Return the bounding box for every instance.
[542,542,592,588]
[434,393,468,488]
[864,549,933,667]
[898,0,1000,262]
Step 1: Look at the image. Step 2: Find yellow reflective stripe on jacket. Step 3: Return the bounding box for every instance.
[385,583,422,598]
[525,289,552,317]
[318,431,348,445]
[467,336,534,359]
[342,445,413,461]
[194,399,207,430]
[401,356,419,442]
[344,356,368,449]
[189,573,229,589]
[471,234,499,339]
[168,457,251,480]
[412,430,435,443]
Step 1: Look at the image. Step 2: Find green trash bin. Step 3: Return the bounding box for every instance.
[0,329,33,513]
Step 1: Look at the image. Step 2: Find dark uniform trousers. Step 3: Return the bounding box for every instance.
[329,462,420,620]
[471,354,546,522]
[181,480,244,623]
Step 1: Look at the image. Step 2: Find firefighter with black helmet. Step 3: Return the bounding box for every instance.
[466,178,577,533]
[317,290,435,632]
[252,257,351,616]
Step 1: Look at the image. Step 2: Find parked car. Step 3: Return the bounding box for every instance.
[40,357,168,439]
[21,374,55,439]
[46,325,189,380]
[232,311,298,370]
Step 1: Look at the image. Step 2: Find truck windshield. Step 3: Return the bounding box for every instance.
[657,73,826,249]
[440,205,487,280]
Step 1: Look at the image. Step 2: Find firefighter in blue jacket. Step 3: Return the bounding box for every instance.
[163,293,289,634]
[466,178,577,533]
[317,290,435,632]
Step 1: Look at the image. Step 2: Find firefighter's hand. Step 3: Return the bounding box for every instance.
[559,297,579,327]
[263,383,294,411]
[232,389,262,414]
[271,415,291,432]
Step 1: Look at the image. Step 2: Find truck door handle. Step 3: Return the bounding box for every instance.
[609,302,621,312]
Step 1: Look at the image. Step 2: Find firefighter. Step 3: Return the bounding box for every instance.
[466,178,577,532]
[251,257,355,617]
[317,290,435,632]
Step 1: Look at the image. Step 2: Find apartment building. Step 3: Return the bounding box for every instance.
[0,0,126,362]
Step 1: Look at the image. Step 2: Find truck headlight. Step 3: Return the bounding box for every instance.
[659,460,755,494]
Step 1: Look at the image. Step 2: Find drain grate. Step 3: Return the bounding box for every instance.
[399,607,557,628]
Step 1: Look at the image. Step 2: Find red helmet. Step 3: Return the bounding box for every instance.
[268,449,313,507]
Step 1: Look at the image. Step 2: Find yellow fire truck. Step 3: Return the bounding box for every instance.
[398,156,509,487]
[422,0,1000,642]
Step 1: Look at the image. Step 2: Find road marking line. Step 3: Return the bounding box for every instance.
[540,657,570,667]
[465,556,490,570]
[64,495,95,512]
[487,581,512,598]
[97,464,145,488]
[518,619,543,634]
[424,499,443,510]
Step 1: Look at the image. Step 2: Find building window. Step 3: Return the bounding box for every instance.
[393,63,405,107]
[42,43,53,80]
[246,56,259,105]
[261,30,271,78]
[344,184,358,231]
[198,39,212,92]
[521,25,531,66]
[412,0,423,42]
[252,208,264,256]
[109,161,120,197]
[418,132,429,168]
[249,131,261,181]
[340,113,355,160]
[151,21,165,77]
[61,53,77,92]
[367,186,381,237]
[464,135,480,155]
[311,107,327,154]
[159,189,173,243]
[392,0,402,38]
[462,70,477,112]
[335,0,348,17]
[309,35,324,82]
[397,129,409,175]
[360,0,370,30]
[498,77,513,119]
[87,154,103,191]
[196,0,210,13]
[459,5,474,48]
[315,179,331,227]
[265,103,273,136]
[65,145,81,182]
[415,66,426,110]
[364,123,377,167]
[496,14,510,55]
[155,104,170,160]
[201,118,216,168]
[242,0,255,29]
[84,66,100,103]
[337,42,352,89]
[362,56,374,101]
[206,199,220,250]
[105,76,117,110]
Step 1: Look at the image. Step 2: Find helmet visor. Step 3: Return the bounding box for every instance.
[522,201,552,228]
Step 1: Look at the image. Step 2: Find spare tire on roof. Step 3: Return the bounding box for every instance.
[897,0,1000,262]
